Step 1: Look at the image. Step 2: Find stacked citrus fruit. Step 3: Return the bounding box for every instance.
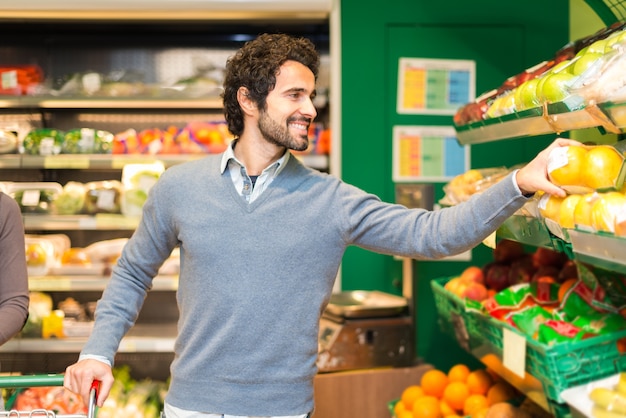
[393,364,518,418]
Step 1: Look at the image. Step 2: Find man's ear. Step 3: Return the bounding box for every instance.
[238,87,257,115]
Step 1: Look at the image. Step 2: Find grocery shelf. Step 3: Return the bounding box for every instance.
[6,153,328,171]
[455,101,626,145]
[28,275,179,292]
[568,229,626,275]
[0,96,223,110]
[23,214,139,230]
[0,323,177,353]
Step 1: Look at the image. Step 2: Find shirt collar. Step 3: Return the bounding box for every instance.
[220,139,290,175]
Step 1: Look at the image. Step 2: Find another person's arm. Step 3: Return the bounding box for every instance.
[0,193,29,345]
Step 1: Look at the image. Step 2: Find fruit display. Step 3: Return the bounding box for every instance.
[440,167,510,206]
[546,144,625,194]
[390,364,522,418]
[441,240,626,346]
[561,372,626,418]
[453,22,626,126]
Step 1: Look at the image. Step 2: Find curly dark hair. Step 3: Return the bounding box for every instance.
[222,33,320,136]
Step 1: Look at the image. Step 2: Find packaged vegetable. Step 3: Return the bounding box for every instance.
[53,181,86,215]
[7,181,62,214]
[121,162,164,217]
[61,128,114,154]
[20,128,64,155]
[83,180,123,214]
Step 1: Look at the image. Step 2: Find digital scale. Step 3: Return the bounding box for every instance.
[317,290,415,373]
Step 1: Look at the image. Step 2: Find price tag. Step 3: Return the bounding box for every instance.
[1,70,17,89]
[96,189,117,211]
[503,327,526,378]
[21,189,41,207]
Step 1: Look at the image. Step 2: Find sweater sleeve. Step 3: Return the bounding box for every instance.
[0,193,29,345]
[79,171,180,363]
[340,171,527,259]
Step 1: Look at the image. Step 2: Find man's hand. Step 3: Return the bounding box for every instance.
[64,359,114,408]
[515,137,583,198]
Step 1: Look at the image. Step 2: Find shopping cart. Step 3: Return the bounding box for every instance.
[0,374,98,418]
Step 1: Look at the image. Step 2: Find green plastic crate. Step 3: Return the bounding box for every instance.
[431,277,483,352]
[472,311,626,403]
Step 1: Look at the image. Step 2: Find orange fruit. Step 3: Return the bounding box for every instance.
[466,369,494,396]
[472,407,490,418]
[439,399,456,416]
[401,385,425,410]
[397,410,413,418]
[582,145,624,190]
[548,144,588,186]
[463,394,489,416]
[420,369,449,398]
[395,399,408,417]
[447,364,471,383]
[442,381,470,412]
[486,381,518,406]
[591,191,626,233]
[538,193,564,221]
[558,193,583,228]
[412,395,442,418]
[573,192,599,229]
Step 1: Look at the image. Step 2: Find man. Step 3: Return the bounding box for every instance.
[64,33,577,417]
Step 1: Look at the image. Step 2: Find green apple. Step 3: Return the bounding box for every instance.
[604,31,626,53]
[587,39,608,54]
[550,59,573,75]
[537,72,577,104]
[514,78,540,111]
[572,52,603,76]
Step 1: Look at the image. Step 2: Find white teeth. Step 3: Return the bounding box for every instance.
[290,123,308,131]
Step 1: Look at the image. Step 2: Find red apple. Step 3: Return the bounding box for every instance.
[531,265,560,283]
[507,254,536,286]
[557,260,579,283]
[484,263,511,292]
[532,247,567,269]
[493,239,526,263]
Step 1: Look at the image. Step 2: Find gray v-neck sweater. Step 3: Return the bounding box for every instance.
[82,153,527,416]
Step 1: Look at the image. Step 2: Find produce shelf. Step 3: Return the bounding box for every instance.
[455,101,626,145]
[28,275,178,292]
[0,96,223,110]
[496,215,559,250]
[0,323,177,353]
[568,229,626,275]
[23,214,139,230]
[6,153,328,171]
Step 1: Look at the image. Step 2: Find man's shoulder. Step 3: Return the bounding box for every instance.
[163,154,221,178]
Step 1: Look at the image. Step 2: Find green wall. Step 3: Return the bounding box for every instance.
[339,0,571,369]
